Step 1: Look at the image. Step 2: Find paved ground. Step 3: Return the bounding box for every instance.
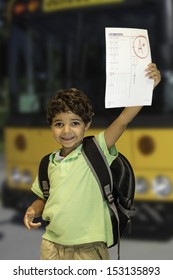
[0,204,173,260]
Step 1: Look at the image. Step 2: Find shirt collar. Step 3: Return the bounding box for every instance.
[49,143,82,164]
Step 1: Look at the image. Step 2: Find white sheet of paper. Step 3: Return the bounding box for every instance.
[105,28,154,108]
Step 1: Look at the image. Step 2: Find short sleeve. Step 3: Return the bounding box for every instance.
[31,176,44,199]
[95,131,118,165]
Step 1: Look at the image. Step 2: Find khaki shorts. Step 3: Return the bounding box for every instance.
[40,239,110,260]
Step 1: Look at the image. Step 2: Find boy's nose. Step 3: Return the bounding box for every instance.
[63,125,70,133]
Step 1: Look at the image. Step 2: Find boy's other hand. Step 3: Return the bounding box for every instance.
[23,207,42,230]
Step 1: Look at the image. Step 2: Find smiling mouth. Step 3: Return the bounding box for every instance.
[61,136,75,141]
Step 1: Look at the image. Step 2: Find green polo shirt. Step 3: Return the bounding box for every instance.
[32,131,118,247]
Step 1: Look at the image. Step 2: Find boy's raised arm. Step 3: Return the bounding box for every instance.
[104,63,161,149]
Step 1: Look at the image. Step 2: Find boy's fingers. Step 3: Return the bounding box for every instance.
[145,66,161,77]
[144,64,161,88]
[23,211,34,229]
[25,223,31,230]
[29,222,42,229]
[23,218,31,230]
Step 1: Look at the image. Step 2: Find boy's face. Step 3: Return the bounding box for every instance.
[51,111,91,156]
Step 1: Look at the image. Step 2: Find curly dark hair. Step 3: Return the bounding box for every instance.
[47,88,94,125]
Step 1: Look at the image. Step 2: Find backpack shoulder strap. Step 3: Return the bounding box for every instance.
[82,136,121,259]
[38,153,51,200]
[82,136,113,200]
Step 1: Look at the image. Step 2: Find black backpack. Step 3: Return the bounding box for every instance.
[38,136,136,259]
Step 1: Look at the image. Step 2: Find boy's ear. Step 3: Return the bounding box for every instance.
[85,121,92,131]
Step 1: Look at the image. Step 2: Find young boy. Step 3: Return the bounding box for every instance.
[24,63,161,260]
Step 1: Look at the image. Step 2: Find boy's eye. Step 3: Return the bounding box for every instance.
[55,122,63,127]
[71,121,80,126]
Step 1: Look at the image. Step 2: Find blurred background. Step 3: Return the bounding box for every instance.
[0,0,173,260]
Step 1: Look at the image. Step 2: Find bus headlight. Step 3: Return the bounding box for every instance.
[11,168,21,183]
[152,176,172,196]
[136,177,148,194]
[21,170,32,184]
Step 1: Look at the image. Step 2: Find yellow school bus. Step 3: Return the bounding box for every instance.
[2,0,173,234]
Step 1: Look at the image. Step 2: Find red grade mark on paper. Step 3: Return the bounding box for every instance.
[133,35,149,59]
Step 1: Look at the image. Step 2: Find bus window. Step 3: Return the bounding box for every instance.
[7,0,173,126]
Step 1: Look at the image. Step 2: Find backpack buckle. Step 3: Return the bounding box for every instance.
[104,184,114,204]
[107,193,114,204]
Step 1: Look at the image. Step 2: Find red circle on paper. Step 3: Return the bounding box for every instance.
[133,35,149,59]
